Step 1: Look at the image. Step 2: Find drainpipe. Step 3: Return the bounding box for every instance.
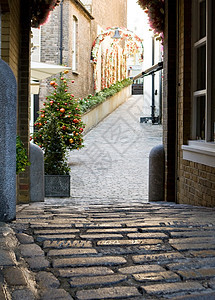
[59,0,64,65]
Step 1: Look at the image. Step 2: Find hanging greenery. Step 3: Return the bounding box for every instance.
[137,0,164,37]
[31,0,60,28]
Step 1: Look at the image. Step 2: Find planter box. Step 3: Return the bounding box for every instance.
[45,175,70,197]
[82,85,131,133]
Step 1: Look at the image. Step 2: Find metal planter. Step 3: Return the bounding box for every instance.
[45,175,70,197]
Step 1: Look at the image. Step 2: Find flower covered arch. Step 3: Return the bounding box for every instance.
[91,27,144,91]
[91,27,144,64]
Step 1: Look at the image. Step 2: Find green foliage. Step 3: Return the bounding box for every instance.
[43,117,70,175]
[16,136,30,174]
[79,78,132,113]
[31,74,85,175]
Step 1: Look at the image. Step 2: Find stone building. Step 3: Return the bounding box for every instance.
[38,0,128,100]
[163,0,215,206]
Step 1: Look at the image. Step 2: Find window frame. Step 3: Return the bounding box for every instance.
[182,0,215,167]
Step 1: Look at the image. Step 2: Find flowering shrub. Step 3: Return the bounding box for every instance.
[79,78,132,113]
[138,0,164,37]
[31,73,85,175]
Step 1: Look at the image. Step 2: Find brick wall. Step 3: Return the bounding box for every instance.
[17,0,31,203]
[1,0,20,78]
[1,0,31,203]
[40,0,127,101]
[176,0,215,207]
[40,0,94,100]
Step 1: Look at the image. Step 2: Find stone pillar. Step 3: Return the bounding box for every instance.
[0,59,17,221]
[30,143,44,202]
[149,145,165,202]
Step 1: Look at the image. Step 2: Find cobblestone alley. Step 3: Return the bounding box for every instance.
[1,95,215,300]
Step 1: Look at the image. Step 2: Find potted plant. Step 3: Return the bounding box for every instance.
[31,72,85,197]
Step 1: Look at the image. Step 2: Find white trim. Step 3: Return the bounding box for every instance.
[194,37,206,48]
[193,89,206,97]
[182,140,215,167]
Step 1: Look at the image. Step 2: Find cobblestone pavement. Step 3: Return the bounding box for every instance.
[2,202,215,300]
[62,94,162,206]
[1,96,215,299]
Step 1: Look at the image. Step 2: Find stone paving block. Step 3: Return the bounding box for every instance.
[86,228,138,233]
[40,289,73,300]
[99,244,172,255]
[142,281,205,296]
[87,223,123,228]
[57,267,114,278]
[12,288,35,300]
[119,264,166,274]
[19,244,44,257]
[170,231,215,238]
[48,248,98,257]
[0,284,7,300]
[97,238,163,246]
[36,271,60,289]
[208,279,215,289]
[177,268,215,280]
[70,274,127,287]
[26,256,50,271]
[3,267,27,286]
[36,234,76,242]
[169,237,215,244]
[171,292,215,299]
[80,234,124,239]
[43,240,92,249]
[132,252,185,264]
[76,286,141,300]
[127,232,168,239]
[171,243,215,251]
[16,233,34,244]
[133,271,180,283]
[189,250,215,257]
[0,250,15,266]
[31,223,72,229]
[34,229,79,235]
[53,256,127,268]
[167,258,215,271]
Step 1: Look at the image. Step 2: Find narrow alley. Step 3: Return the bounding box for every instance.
[1,95,215,300]
[49,94,162,207]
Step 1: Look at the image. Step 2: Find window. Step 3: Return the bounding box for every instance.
[182,0,215,167]
[192,0,214,142]
[72,16,78,72]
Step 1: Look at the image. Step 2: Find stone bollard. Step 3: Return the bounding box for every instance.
[149,144,165,202]
[0,59,17,221]
[30,143,44,202]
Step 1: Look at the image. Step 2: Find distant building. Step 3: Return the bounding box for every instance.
[33,0,127,101]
